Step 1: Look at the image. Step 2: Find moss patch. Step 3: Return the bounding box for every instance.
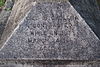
[0,0,5,7]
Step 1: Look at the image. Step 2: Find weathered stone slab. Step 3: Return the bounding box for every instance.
[0,60,100,67]
[0,0,14,40]
[0,63,100,67]
[0,10,11,40]
[0,1,99,60]
[0,65,90,67]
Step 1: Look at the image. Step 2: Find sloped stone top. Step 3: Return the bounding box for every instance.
[0,1,99,60]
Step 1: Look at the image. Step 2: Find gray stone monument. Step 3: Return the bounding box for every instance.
[0,0,100,67]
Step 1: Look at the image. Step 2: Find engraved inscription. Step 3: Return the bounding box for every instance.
[27,3,78,45]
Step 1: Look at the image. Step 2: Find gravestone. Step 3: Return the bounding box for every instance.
[0,0,100,67]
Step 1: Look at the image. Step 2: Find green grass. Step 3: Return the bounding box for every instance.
[0,0,5,7]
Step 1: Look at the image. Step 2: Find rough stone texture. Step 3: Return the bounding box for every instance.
[0,10,11,40]
[0,0,15,43]
[0,0,35,48]
[0,60,100,67]
[0,61,100,67]
[0,64,99,67]
[69,0,100,39]
[0,1,99,60]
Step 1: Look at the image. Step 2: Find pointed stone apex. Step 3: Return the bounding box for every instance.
[0,1,100,60]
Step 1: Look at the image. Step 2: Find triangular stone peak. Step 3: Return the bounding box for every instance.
[0,1,100,60]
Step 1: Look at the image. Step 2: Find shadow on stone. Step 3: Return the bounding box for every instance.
[69,0,100,39]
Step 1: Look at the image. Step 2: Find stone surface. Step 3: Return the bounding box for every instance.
[0,61,100,67]
[0,0,35,48]
[0,64,88,67]
[0,0,15,44]
[0,60,100,67]
[0,1,99,60]
[69,0,100,39]
[0,10,11,40]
